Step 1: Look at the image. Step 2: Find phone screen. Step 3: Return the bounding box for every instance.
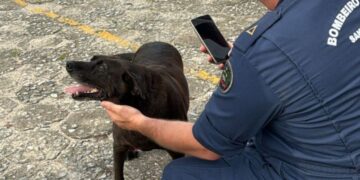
[191,15,230,63]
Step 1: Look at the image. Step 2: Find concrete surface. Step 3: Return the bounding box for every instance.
[0,0,266,179]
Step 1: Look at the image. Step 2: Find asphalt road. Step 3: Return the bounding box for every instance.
[0,0,265,179]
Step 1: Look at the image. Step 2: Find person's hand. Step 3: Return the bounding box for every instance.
[101,101,146,131]
[199,43,233,70]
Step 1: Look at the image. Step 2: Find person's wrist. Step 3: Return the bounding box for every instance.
[134,114,149,132]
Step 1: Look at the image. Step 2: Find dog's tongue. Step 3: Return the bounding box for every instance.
[64,84,94,95]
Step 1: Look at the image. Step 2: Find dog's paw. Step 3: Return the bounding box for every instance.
[126,149,141,161]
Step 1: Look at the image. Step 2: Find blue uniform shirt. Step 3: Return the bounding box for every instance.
[193,0,360,179]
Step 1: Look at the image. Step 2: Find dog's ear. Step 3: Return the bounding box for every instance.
[90,55,101,61]
[113,53,134,62]
[123,71,146,100]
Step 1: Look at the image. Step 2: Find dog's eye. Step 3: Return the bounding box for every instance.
[97,62,107,72]
[91,60,107,73]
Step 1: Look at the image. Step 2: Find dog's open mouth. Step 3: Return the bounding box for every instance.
[64,84,105,100]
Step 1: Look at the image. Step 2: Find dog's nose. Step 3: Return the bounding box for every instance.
[66,61,75,73]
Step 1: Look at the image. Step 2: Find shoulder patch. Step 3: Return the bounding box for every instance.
[233,0,297,52]
[234,11,281,53]
[246,25,258,36]
[219,61,233,93]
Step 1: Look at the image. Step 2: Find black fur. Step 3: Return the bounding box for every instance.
[66,42,189,180]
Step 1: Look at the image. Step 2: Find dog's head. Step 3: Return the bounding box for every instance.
[64,56,145,101]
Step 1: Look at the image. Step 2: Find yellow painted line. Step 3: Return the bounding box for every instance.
[13,0,220,84]
[14,0,26,7]
[13,0,139,51]
[44,11,59,19]
[197,70,220,85]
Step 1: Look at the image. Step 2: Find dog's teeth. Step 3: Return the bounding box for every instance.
[90,88,99,93]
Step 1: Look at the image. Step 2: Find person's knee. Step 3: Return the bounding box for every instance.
[162,157,234,180]
[162,159,183,180]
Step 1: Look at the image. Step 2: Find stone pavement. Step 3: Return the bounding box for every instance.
[0,0,265,179]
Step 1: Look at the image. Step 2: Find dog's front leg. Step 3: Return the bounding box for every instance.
[113,144,128,180]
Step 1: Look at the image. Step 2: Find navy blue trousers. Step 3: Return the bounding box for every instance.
[162,147,281,180]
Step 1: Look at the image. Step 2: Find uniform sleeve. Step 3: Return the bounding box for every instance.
[193,46,284,157]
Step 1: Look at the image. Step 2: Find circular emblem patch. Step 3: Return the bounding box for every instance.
[219,61,233,93]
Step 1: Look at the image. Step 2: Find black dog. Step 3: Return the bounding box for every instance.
[65,42,189,180]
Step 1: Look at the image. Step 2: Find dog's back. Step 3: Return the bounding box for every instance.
[133,42,183,70]
[131,42,189,119]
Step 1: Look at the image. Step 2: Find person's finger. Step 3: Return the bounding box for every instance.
[218,63,225,70]
[101,101,122,114]
[207,55,214,63]
[105,109,118,119]
[200,45,208,53]
[103,108,117,120]
[101,101,114,111]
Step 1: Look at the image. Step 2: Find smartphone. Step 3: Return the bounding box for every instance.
[191,15,231,64]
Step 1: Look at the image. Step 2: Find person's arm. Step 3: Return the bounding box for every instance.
[140,117,220,160]
[101,101,220,160]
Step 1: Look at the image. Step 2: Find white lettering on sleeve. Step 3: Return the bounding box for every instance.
[354,0,360,6]
[328,37,338,46]
[349,28,360,43]
[327,0,360,46]
[341,7,351,17]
